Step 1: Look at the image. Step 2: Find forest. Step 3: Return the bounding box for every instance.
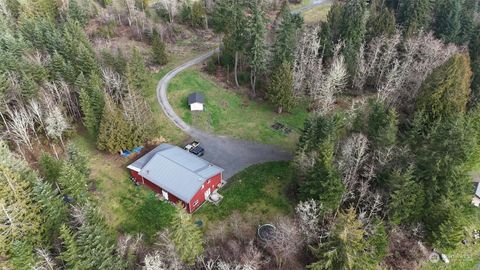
[1,0,480,269]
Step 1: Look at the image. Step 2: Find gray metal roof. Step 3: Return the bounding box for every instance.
[188,92,205,105]
[128,144,223,202]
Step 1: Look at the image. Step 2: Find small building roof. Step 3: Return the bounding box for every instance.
[475,182,480,198]
[127,144,223,202]
[188,92,205,105]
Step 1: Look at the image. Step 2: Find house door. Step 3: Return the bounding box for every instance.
[204,188,211,200]
[162,190,169,200]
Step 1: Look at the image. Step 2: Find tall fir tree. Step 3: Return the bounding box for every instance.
[151,30,168,65]
[470,28,480,107]
[388,169,425,224]
[127,48,149,91]
[433,0,462,44]
[271,2,297,68]
[57,163,89,203]
[399,0,433,36]
[415,53,472,122]
[247,0,267,96]
[366,100,398,150]
[66,143,90,177]
[39,153,63,182]
[170,205,204,265]
[267,61,296,113]
[299,142,345,212]
[366,0,396,41]
[0,143,43,262]
[96,97,132,153]
[308,208,376,270]
[59,224,86,270]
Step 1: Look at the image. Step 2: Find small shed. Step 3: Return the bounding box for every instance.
[472,182,480,207]
[188,92,205,111]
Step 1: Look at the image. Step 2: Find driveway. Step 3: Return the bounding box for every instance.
[156,2,326,179]
[156,49,291,179]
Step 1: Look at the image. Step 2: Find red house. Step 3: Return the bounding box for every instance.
[127,144,224,213]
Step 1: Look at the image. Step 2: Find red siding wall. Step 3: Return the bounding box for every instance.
[129,169,222,213]
[130,169,182,205]
[188,172,222,213]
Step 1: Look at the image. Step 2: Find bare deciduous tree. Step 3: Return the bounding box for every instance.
[5,105,34,149]
[312,47,348,114]
[45,105,68,147]
[159,0,179,23]
[102,68,125,103]
[143,251,169,270]
[295,199,321,243]
[264,218,304,268]
[34,248,58,270]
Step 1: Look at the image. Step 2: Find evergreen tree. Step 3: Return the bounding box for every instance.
[33,179,67,240]
[96,98,131,153]
[299,142,345,212]
[267,61,296,113]
[430,200,465,249]
[212,0,248,88]
[75,204,124,269]
[170,205,204,265]
[39,153,63,182]
[68,0,87,26]
[433,0,462,44]
[191,0,206,28]
[388,169,425,224]
[49,51,66,81]
[399,0,433,36]
[366,0,396,41]
[247,0,267,96]
[366,100,398,149]
[408,112,479,242]
[66,143,90,177]
[0,143,43,258]
[457,0,478,44]
[57,163,88,203]
[127,48,149,91]
[59,224,85,270]
[308,208,376,270]
[78,73,104,137]
[9,241,36,270]
[271,2,298,68]
[415,53,472,122]
[470,28,480,107]
[151,30,168,65]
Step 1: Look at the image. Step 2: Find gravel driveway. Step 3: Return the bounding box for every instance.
[155,2,327,179]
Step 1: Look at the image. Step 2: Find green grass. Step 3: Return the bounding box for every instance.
[168,68,309,150]
[194,161,295,225]
[302,2,332,24]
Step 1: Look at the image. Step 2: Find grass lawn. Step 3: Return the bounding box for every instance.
[71,134,175,241]
[302,2,332,24]
[194,161,295,226]
[168,68,309,150]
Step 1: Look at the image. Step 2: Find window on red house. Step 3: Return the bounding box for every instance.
[193,200,199,206]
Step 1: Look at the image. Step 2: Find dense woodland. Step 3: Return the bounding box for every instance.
[1,0,480,269]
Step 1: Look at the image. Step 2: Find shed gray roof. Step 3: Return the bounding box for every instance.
[127,144,223,202]
[475,182,480,198]
[188,92,205,105]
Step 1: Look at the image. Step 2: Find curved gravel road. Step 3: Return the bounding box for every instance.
[156,2,326,179]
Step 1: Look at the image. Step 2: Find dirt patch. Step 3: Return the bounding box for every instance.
[220,100,230,109]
